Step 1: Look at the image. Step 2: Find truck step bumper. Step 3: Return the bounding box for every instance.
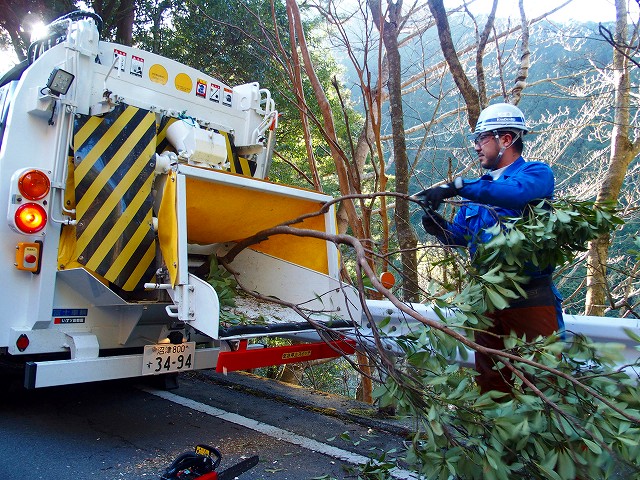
[24,347,220,389]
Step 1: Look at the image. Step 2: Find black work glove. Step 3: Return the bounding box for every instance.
[421,208,449,237]
[414,182,459,210]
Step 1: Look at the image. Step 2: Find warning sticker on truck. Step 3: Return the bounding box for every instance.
[210,83,220,103]
[222,87,232,107]
[113,49,126,72]
[130,55,144,77]
[196,79,207,98]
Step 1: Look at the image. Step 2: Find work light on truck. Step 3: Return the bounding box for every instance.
[14,203,47,233]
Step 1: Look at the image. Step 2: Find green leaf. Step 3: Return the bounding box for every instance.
[557,450,576,480]
[377,316,391,329]
[623,328,640,344]
[555,209,572,223]
[486,288,509,310]
[480,265,505,283]
[582,438,602,454]
[494,284,520,299]
[535,463,563,480]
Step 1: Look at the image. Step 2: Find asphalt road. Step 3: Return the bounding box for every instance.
[0,371,416,480]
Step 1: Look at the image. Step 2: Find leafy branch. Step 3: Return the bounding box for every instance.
[215,193,639,479]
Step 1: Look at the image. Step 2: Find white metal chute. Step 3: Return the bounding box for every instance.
[166,273,220,340]
[218,247,361,339]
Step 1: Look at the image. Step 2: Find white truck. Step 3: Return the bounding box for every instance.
[0,12,361,389]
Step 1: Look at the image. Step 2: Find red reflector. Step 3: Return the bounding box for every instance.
[15,203,47,233]
[18,170,50,200]
[16,334,29,352]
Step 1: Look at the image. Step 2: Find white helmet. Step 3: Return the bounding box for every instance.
[472,103,528,136]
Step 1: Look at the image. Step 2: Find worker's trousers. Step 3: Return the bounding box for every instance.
[474,277,562,394]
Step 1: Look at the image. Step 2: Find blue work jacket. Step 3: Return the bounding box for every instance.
[434,156,564,330]
[443,157,554,253]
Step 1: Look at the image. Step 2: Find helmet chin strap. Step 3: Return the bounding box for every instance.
[492,130,522,166]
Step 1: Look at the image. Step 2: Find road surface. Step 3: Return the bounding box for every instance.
[0,370,417,479]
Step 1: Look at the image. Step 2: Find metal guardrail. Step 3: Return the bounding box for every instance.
[360,300,640,372]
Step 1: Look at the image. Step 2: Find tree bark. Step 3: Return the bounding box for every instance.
[114,0,135,46]
[369,0,420,301]
[285,0,322,191]
[585,0,640,315]
[510,0,530,105]
[286,0,365,240]
[427,0,480,128]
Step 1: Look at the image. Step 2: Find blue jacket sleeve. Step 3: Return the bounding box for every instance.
[458,162,554,210]
[434,207,471,247]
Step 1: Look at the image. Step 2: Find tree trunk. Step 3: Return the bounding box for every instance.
[369,0,420,302]
[585,0,640,315]
[115,0,135,46]
[286,0,365,240]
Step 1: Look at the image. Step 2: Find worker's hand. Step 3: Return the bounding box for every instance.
[413,183,458,210]
[421,209,448,237]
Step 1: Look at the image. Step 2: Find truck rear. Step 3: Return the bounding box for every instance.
[0,12,360,389]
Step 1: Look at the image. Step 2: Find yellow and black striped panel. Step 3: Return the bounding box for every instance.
[221,131,257,177]
[157,116,178,154]
[72,103,157,291]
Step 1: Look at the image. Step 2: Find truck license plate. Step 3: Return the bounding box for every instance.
[142,342,195,375]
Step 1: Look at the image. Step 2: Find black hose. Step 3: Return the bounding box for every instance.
[218,319,354,338]
[48,11,103,35]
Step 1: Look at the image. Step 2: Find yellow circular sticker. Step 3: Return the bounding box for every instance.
[148,64,168,85]
[174,73,193,93]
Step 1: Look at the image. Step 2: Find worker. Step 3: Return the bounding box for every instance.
[414,103,564,394]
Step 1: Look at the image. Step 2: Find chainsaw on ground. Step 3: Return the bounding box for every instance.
[160,444,259,480]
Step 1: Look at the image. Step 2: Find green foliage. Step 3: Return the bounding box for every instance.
[366,199,640,479]
[477,199,623,274]
[442,199,623,320]
[205,255,248,326]
[374,332,640,480]
[206,255,237,307]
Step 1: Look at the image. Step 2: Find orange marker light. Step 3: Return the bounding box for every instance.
[15,203,47,233]
[18,170,50,201]
[380,271,395,289]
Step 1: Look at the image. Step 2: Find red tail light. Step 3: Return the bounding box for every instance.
[15,203,47,233]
